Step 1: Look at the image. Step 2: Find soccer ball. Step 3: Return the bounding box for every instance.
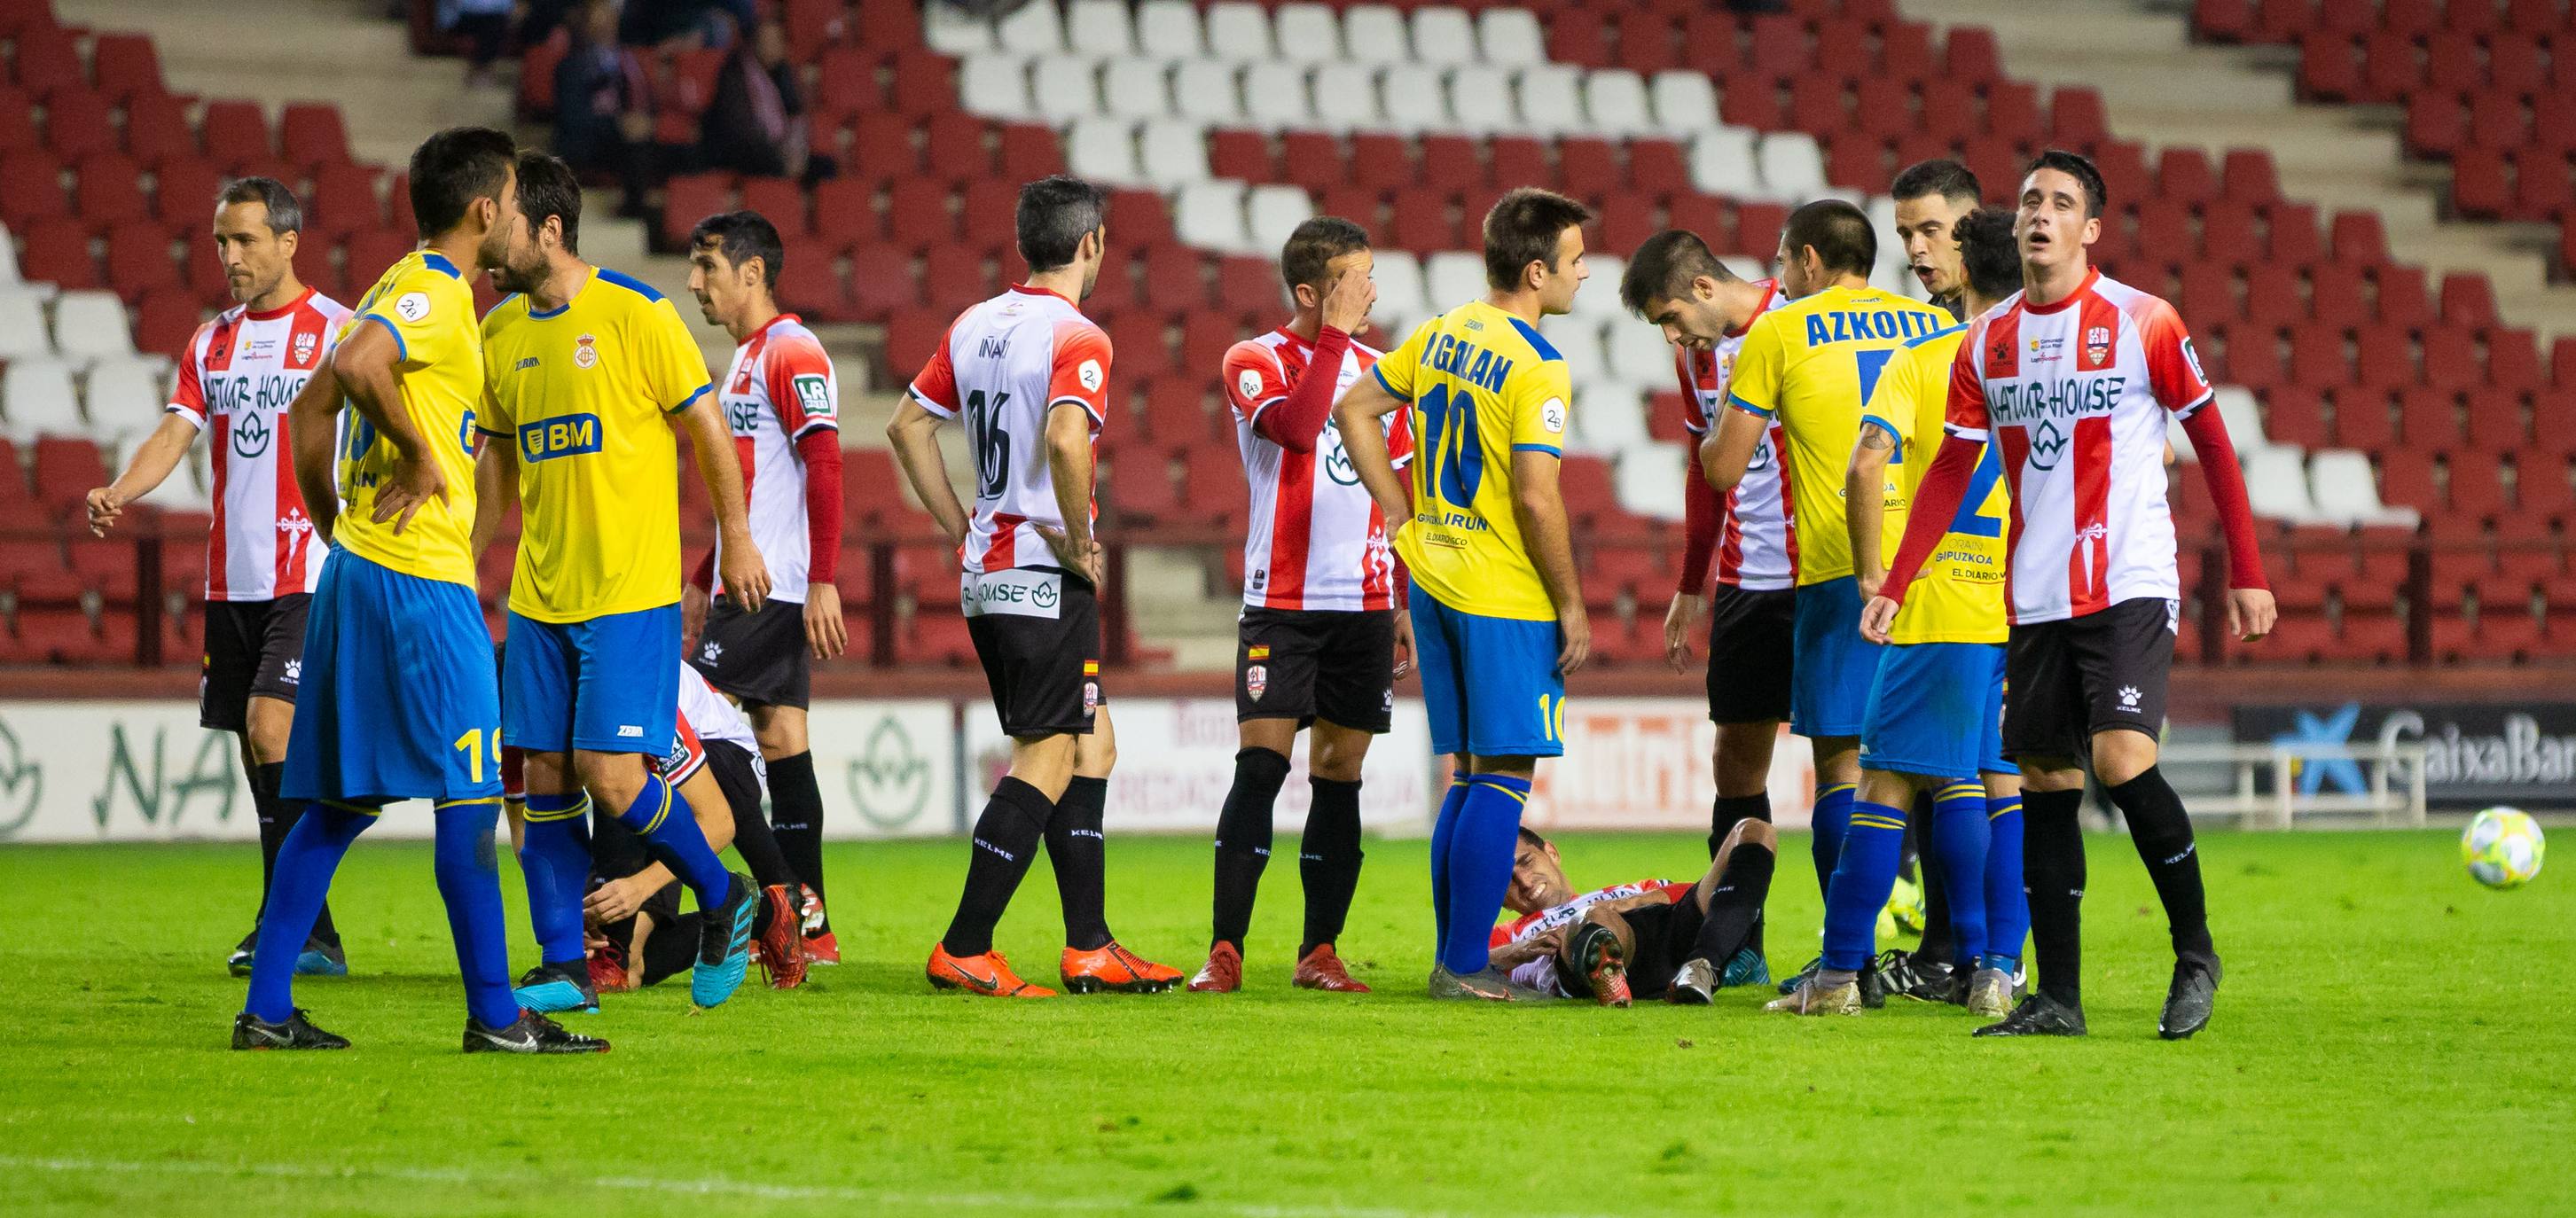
[2461,807,2546,890]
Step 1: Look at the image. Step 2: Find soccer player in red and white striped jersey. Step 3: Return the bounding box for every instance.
[88,177,353,979]
[1872,150,2276,1040]
[1188,218,1413,995]
[681,210,846,965]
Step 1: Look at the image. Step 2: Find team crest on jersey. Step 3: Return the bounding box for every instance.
[1245,664,1267,702]
[574,333,599,369]
[292,331,318,367]
[2083,324,2113,365]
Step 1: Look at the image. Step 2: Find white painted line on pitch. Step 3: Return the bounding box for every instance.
[0,1155,1608,1218]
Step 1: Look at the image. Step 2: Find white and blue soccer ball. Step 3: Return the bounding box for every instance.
[2461,807,2546,890]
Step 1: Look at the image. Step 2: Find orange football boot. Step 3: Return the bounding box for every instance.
[798,886,840,966]
[1187,941,1242,993]
[1292,943,1371,993]
[927,944,1055,996]
[1061,941,1182,994]
[756,885,808,990]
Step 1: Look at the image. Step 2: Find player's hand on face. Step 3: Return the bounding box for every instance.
[721,543,771,613]
[371,451,449,535]
[1390,609,1414,680]
[84,486,125,537]
[804,581,848,660]
[681,582,710,652]
[1556,605,1592,676]
[1859,595,1900,644]
[2228,587,2276,642]
[1662,592,1704,674]
[1320,269,1375,335]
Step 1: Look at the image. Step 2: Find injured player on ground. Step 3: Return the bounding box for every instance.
[1489,818,1777,1006]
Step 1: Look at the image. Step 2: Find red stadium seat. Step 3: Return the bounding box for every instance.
[2049,86,2109,149]
[31,436,106,514]
[2398,390,2465,449]
[12,22,81,99]
[1281,131,1349,196]
[278,103,349,168]
[103,221,181,295]
[17,215,98,289]
[198,99,272,169]
[2298,32,2361,101]
[739,176,810,237]
[88,33,162,103]
[2374,264,2431,328]
[131,288,201,357]
[43,87,113,161]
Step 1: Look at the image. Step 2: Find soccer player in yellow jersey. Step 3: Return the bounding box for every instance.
[1336,188,1593,1003]
[1702,200,1948,981]
[471,153,771,1014]
[1773,208,2028,1018]
[239,127,601,1054]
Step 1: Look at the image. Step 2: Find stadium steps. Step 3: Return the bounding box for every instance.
[1898,0,2576,340]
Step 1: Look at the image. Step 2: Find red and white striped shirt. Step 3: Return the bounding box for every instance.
[1221,327,1414,613]
[164,286,351,601]
[1675,280,1794,591]
[713,313,837,604]
[1944,269,2215,623]
[906,285,1111,575]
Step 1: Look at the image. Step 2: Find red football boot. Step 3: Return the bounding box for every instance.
[756,885,808,990]
[1187,942,1242,993]
[1292,943,1372,993]
[1060,941,1183,994]
[926,944,1055,997]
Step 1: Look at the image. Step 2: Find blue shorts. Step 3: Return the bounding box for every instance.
[281,546,503,807]
[1791,576,1878,738]
[1410,589,1564,759]
[1860,641,2012,782]
[502,604,682,755]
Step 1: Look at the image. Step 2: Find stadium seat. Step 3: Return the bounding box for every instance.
[1137,0,1202,59]
[1476,8,1545,66]
[2309,449,2421,527]
[2,356,82,441]
[51,290,134,364]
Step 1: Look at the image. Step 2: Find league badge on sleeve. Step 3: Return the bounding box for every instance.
[395,291,430,323]
[1541,397,1568,434]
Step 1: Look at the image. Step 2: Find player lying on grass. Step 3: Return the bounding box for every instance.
[1487,819,1777,1005]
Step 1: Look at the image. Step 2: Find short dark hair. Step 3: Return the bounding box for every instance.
[513,152,582,256]
[1481,187,1593,291]
[1516,826,1548,850]
[1015,175,1107,273]
[689,209,786,288]
[214,176,301,234]
[1890,158,1981,208]
[407,126,516,239]
[2023,148,2109,219]
[1780,199,1875,277]
[1279,215,1370,293]
[1957,207,2022,305]
[1619,229,1737,316]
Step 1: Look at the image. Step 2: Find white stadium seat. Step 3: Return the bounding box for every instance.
[157,444,214,511]
[1649,71,1719,133]
[1575,386,1651,453]
[2,356,83,442]
[1865,195,1921,298]
[0,290,51,361]
[51,290,135,363]
[1756,133,1828,201]
[1607,313,1675,387]
[1366,250,1428,323]
[1100,59,1169,121]
[2213,386,2275,454]
[1136,118,1210,185]
[82,355,162,440]
[1515,65,1583,137]
[1687,128,1761,198]
[1616,441,1690,522]
[2243,447,2325,523]
[2308,449,2421,527]
[994,0,1066,55]
[1476,9,1545,65]
[1341,5,1411,66]
[1063,118,1141,186]
[957,53,1033,122]
[1571,253,1626,322]
[1065,0,1135,58]
[1424,251,1485,309]
[1202,2,1276,61]
[1240,61,1311,127]
[922,2,994,56]
[1173,180,1254,254]
[1310,62,1383,131]
[1445,66,1513,136]
[1245,184,1315,262]
[1378,66,1446,132]
[1544,324,1609,396]
[1171,59,1245,124]
[1582,69,1654,139]
[1272,3,1343,62]
[1029,55,1104,125]
[1135,0,1202,59]
[0,223,21,287]
[1409,6,1477,67]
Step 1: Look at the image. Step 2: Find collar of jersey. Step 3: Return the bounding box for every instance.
[524,267,596,319]
[1726,279,1779,339]
[1008,283,1073,306]
[2016,267,2101,316]
[241,285,317,322]
[419,251,462,279]
[748,312,803,343]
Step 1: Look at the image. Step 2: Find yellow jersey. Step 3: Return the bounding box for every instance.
[1863,323,2009,644]
[1726,283,1950,586]
[332,249,485,587]
[479,267,713,623]
[1371,301,1573,621]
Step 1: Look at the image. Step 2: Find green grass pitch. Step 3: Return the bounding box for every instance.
[3,829,2567,1216]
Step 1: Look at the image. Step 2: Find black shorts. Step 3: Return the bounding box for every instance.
[964,566,1101,738]
[199,594,310,731]
[1705,584,1795,724]
[1599,899,1705,1002]
[2002,596,2176,761]
[691,594,810,709]
[704,738,765,828]
[1235,606,1396,733]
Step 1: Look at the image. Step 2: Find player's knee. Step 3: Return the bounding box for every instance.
[1731,818,1778,852]
[2091,730,2158,786]
[2018,758,2086,792]
[1859,769,1917,808]
[1308,730,1366,783]
[575,752,648,808]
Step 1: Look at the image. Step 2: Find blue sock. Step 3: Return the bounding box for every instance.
[615,772,731,909]
[1929,783,1990,969]
[432,800,521,1029]
[1810,783,1855,901]
[1983,794,2028,973]
[517,794,593,966]
[1437,774,1531,976]
[1820,800,1908,973]
[1428,777,1468,959]
[244,801,373,1023]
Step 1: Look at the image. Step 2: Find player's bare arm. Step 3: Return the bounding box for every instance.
[677,393,771,611]
[1701,406,1766,494]
[469,437,518,561]
[883,399,968,547]
[328,319,445,535]
[1845,424,1897,601]
[1511,449,1590,675]
[1488,928,1563,971]
[1662,591,1704,674]
[87,414,197,537]
[1034,402,1103,585]
[1332,376,1411,529]
[286,355,346,540]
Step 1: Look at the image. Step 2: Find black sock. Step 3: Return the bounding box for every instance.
[2104,766,2216,964]
[590,803,655,877]
[1708,793,1770,952]
[722,773,799,892]
[2022,787,2087,1007]
[1299,776,1366,957]
[1914,790,1953,967]
[940,777,1054,957]
[639,911,699,987]
[1048,776,1112,951]
[1211,747,1288,949]
[253,761,335,946]
[1687,841,1775,964]
[766,751,829,933]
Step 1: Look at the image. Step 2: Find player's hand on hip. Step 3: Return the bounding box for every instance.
[681,582,709,652]
[721,541,771,613]
[1390,609,1414,680]
[1321,266,1375,335]
[371,452,448,535]
[1556,605,1592,676]
[2228,587,2276,642]
[1035,523,1104,587]
[83,486,125,537]
[804,582,848,660]
[1662,592,1704,674]
[1859,595,1900,644]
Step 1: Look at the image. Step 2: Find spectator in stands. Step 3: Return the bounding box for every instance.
[554,0,657,217]
[440,0,515,87]
[621,0,756,52]
[697,17,834,185]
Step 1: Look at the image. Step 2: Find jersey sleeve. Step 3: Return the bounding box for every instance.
[354,268,459,369]
[1941,324,1993,441]
[164,324,210,429]
[905,317,960,419]
[476,310,515,435]
[762,332,839,439]
[1220,341,1289,424]
[1046,319,1112,429]
[1507,358,1573,457]
[2137,298,2216,418]
[644,299,716,414]
[1371,316,1433,403]
[1724,314,1786,419]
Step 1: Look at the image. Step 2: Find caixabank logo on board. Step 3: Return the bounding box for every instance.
[2234,701,2576,809]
